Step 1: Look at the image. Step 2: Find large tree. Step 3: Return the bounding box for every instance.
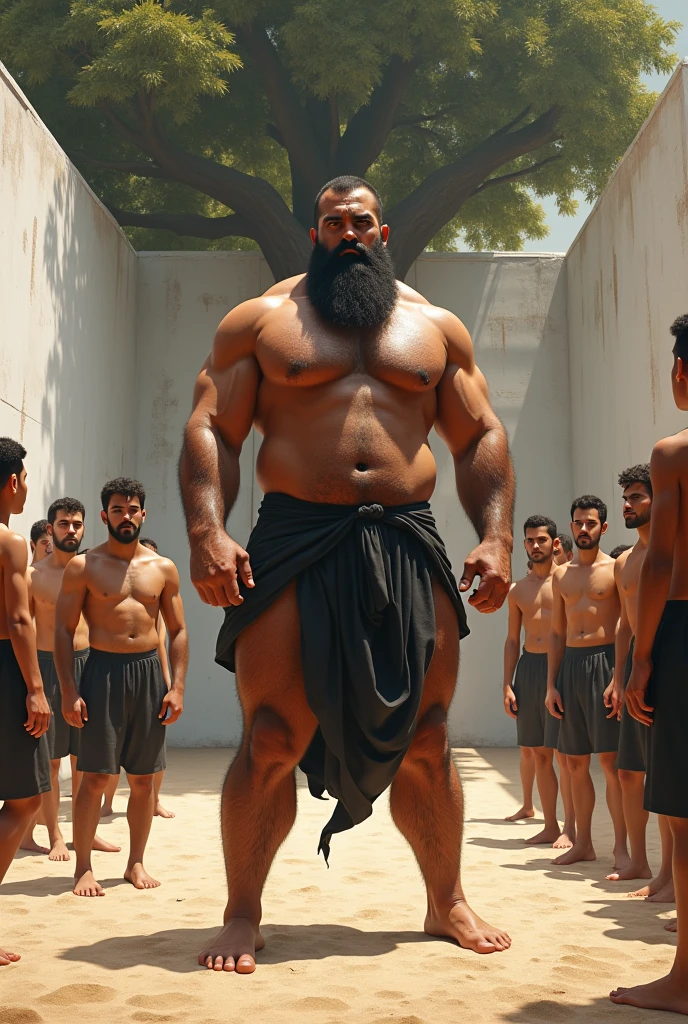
[0,0,678,279]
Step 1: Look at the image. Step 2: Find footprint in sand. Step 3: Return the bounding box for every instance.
[375,990,405,1000]
[39,984,116,1005]
[0,1010,43,1024]
[355,909,383,920]
[127,995,196,1010]
[130,1014,180,1023]
[291,998,350,1012]
[5,907,29,916]
[368,1017,427,1024]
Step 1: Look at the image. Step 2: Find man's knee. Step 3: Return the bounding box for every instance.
[4,794,42,820]
[248,707,302,770]
[404,705,448,768]
[50,759,61,779]
[598,752,618,775]
[532,746,553,766]
[618,768,643,789]
[566,755,589,776]
[128,773,155,792]
[81,772,111,794]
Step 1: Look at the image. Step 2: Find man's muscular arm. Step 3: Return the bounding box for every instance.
[179,298,264,607]
[3,533,50,737]
[55,556,88,727]
[157,559,188,725]
[503,586,522,719]
[545,568,566,719]
[434,309,514,612]
[608,553,632,719]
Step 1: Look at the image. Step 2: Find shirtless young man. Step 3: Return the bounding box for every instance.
[29,520,51,565]
[610,314,688,1014]
[180,175,515,972]
[0,438,51,967]
[504,516,574,847]
[25,498,120,861]
[545,496,627,869]
[605,467,667,889]
[555,534,574,565]
[55,478,188,896]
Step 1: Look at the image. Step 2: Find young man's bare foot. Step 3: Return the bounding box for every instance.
[73,870,105,897]
[504,806,534,822]
[665,919,677,933]
[425,900,511,954]
[18,836,50,855]
[0,946,21,966]
[627,877,675,902]
[610,974,688,1014]
[606,861,652,882]
[124,863,160,890]
[154,802,175,819]
[552,829,575,850]
[48,838,71,862]
[553,842,596,866]
[198,919,265,973]
[92,835,121,853]
[525,827,562,846]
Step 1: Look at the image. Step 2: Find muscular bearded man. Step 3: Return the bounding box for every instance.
[180,176,515,973]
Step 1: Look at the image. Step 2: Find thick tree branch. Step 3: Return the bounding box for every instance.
[337,55,420,175]
[392,104,462,128]
[68,152,166,178]
[492,105,532,136]
[107,207,257,240]
[471,153,562,194]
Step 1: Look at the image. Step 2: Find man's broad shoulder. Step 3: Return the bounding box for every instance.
[0,525,29,563]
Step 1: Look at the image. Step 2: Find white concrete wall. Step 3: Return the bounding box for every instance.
[136,251,570,747]
[567,60,688,550]
[0,64,137,543]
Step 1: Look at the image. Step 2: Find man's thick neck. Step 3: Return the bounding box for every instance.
[636,522,651,547]
[50,546,77,569]
[531,557,554,579]
[106,536,139,562]
[576,545,601,566]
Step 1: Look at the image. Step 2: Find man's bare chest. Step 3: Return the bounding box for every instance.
[562,568,615,607]
[87,568,163,607]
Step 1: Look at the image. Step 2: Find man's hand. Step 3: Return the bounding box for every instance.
[625,658,653,726]
[545,688,564,720]
[25,691,51,738]
[459,540,511,613]
[190,531,254,607]
[604,676,622,720]
[160,688,184,726]
[63,690,87,729]
[503,685,517,720]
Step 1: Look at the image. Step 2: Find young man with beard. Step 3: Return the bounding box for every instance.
[180,174,515,972]
[611,315,688,1014]
[0,438,51,967]
[22,498,120,861]
[29,519,51,564]
[545,496,627,869]
[55,478,188,897]
[555,533,574,565]
[503,516,575,847]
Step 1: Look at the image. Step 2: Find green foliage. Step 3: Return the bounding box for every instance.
[0,0,680,256]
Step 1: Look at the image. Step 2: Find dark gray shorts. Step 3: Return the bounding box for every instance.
[557,644,620,756]
[0,640,50,800]
[38,648,89,761]
[512,650,560,748]
[76,649,167,776]
[645,602,688,818]
[617,637,646,773]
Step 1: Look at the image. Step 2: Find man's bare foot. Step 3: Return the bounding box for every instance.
[0,946,21,966]
[606,861,652,882]
[154,802,175,819]
[425,901,511,954]
[92,835,121,853]
[525,827,562,846]
[48,838,71,862]
[100,804,113,818]
[553,842,596,866]
[198,919,265,972]
[73,870,105,897]
[18,836,50,855]
[124,863,160,890]
[610,974,688,1014]
[664,919,677,933]
[627,877,675,902]
[504,806,535,822]
[552,830,574,850]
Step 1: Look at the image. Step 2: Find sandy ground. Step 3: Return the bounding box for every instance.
[0,747,679,1024]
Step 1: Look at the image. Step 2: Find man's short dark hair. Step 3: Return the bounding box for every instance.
[523,515,557,540]
[313,176,383,228]
[140,537,157,552]
[610,544,631,559]
[618,463,652,499]
[47,497,85,525]
[670,313,688,363]
[557,533,573,555]
[30,519,49,544]
[571,495,608,525]
[0,437,26,490]
[101,477,145,512]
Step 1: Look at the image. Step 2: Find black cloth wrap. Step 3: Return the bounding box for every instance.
[215,492,469,862]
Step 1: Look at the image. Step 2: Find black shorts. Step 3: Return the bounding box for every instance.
[76,649,167,776]
[39,648,89,761]
[0,640,50,800]
[645,601,688,818]
[617,637,647,773]
[557,644,620,756]
[512,650,560,748]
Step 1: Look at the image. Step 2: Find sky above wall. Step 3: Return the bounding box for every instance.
[521,0,688,253]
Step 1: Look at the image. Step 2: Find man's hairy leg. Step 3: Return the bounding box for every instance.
[198,585,317,973]
[1,794,42,964]
[390,583,511,955]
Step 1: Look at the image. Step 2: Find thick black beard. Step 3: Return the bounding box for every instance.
[107,519,141,545]
[574,536,599,550]
[306,237,398,328]
[625,511,651,530]
[53,535,81,553]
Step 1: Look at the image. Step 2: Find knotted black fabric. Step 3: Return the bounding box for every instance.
[215,492,469,861]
